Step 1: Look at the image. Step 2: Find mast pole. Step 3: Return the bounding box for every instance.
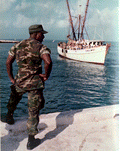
[80,0,89,39]
[78,5,81,40]
[66,0,76,40]
[78,15,81,40]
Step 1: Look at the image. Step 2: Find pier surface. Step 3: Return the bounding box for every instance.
[0,104,119,151]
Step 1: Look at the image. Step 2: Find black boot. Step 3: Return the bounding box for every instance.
[6,111,14,125]
[27,135,41,150]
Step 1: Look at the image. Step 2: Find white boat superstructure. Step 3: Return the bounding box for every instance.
[57,0,111,65]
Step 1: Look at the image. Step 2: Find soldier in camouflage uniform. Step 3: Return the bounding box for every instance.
[6,24,52,150]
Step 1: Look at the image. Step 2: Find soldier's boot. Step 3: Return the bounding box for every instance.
[27,135,41,150]
[6,111,14,125]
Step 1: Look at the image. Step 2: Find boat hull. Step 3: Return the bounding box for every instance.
[57,45,108,65]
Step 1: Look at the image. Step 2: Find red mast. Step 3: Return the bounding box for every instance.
[78,14,81,40]
[81,0,89,39]
[66,0,76,41]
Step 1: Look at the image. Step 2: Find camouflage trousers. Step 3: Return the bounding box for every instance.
[7,85,45,136]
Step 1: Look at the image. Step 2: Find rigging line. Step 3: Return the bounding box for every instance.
[74,18,79,30]
[96,32,103,39]
[94,10,105,40]
[93,26,96,40]
[84,27,90,40]
[92,26,104,40]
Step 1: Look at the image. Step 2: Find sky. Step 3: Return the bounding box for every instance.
[0,0,119,41]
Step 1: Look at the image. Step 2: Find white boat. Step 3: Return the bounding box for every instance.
[57,0,111,65]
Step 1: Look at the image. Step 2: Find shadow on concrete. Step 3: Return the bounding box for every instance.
[1,119,47,151]
[1,109,82,150]
[40,109,82,144]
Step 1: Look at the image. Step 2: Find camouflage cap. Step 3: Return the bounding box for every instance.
[29,24,48,34]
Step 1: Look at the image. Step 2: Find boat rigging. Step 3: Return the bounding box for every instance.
[57,0,111,65]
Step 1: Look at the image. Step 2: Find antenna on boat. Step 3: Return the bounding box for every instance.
[66,0,77,41]
[80,0,89,40]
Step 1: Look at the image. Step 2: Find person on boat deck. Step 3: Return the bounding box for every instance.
[6,24,52,150]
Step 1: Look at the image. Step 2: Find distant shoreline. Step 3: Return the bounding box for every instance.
[0,40,19,43]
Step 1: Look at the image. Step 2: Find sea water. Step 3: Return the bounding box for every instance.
[0,40,119,118]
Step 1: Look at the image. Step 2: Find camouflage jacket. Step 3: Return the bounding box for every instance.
[9,38,51,91]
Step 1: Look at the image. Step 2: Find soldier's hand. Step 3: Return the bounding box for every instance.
[10,79,15,84]
[39,74,48,81]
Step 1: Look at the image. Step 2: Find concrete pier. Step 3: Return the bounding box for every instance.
[0,104,119,151]
[0,40,19,43]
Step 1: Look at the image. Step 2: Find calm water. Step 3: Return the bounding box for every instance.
[0,40,119,118]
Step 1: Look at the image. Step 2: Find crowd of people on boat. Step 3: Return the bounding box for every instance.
[58,38,104,50]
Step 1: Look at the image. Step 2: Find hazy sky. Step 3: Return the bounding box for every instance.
[0,0,119,41]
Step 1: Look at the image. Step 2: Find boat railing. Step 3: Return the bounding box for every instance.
[58,42,105,50]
